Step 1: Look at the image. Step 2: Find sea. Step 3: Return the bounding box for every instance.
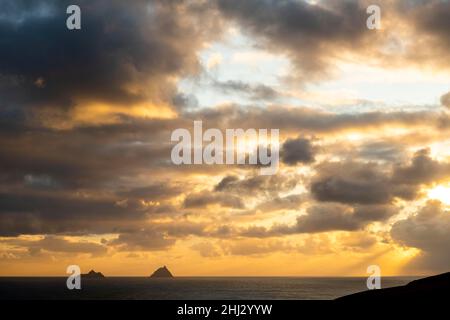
[0,276,419,300]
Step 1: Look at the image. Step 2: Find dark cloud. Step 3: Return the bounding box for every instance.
[441,91,450,109]
[2,235,107,256]
[34,236,107,255]
[188,104,448,135]
[184,191,245,209]
[163,221,207,237]
[214,174,298,197]
[0,191,150,236]
[0,108,448,239]
[215,0,370,81]
[0,120,174,190]
[392,148,450,185]
[109,219,207,251]
[213,80,280,101]
[310,149,450,206]
[310,161,416,205]
[255,194,305,211]
[23,174,59,190]
[109,228,175,251]
[292,204,365,233]
[406,0,450,67]
[117,183,183,200]
[0,0,219,119]
[172,92,199,110]
[391,201,450,273]
[286,204,397,233]
[215,0,450,77]
[214,175,240,192]
[357,141,406,162]
[311,149,450,204]
[241,204,397,236]
[281,136,315,165]
[183,173,302,211]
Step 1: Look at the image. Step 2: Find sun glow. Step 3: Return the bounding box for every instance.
[427,185,450,205]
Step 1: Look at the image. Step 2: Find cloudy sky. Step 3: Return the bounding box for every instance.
[1,0,450,276]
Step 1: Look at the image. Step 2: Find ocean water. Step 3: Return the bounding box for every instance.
[0,277,419,300]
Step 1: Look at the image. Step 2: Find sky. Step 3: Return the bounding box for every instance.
[0,0,450,276]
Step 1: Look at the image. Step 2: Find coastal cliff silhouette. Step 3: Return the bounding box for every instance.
[337,272,450,301]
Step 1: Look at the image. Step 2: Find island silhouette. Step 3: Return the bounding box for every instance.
[150,266,173,278]
[81,270,105,278]
[337,271,450,301]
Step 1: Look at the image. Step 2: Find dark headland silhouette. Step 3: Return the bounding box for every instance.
[337,272,450,301]
[81,270,105,278]
[150,266,174,278]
